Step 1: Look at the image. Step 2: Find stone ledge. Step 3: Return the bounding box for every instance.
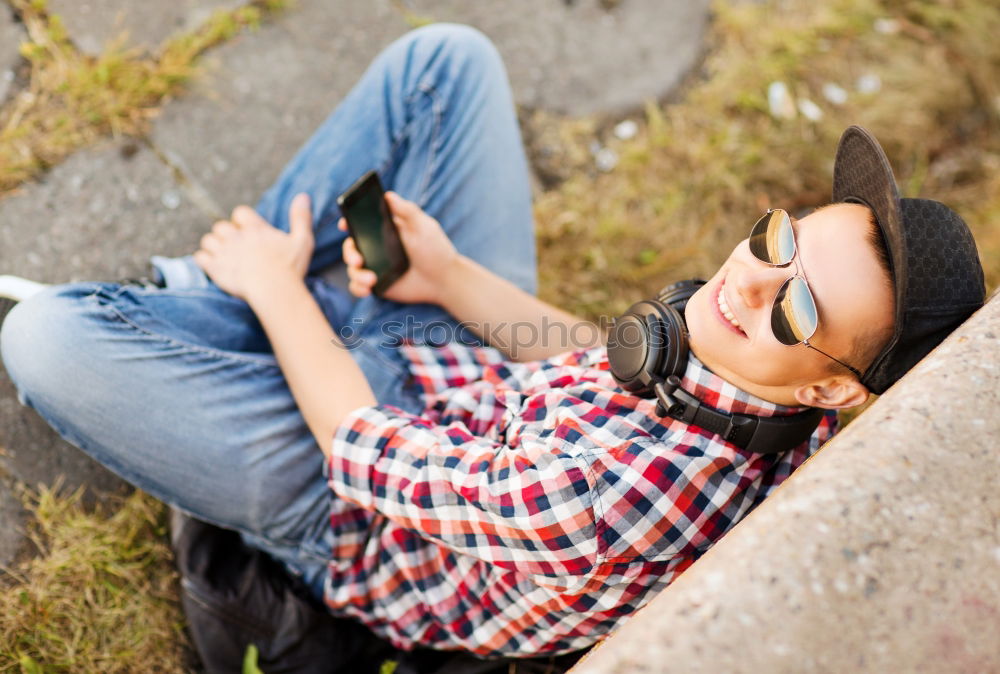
[572,295,1000,673]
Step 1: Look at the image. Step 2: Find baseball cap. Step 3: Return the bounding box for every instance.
[832,125,986,394]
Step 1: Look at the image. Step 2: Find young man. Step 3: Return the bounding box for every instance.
[0,23,985,659]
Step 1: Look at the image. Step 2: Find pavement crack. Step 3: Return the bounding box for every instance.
[144,138,226,221]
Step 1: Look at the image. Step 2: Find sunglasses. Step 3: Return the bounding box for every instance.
[748,209,863,378]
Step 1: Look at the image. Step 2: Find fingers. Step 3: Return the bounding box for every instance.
[230,205,270,229]
[342,235,364,268]
[341,236,377,296]
[288,192,313,241]
[211,220,237,236]
[348,276,374,298]
[199,231,222,253]
[347,266,377,297]
[192,249,210,271]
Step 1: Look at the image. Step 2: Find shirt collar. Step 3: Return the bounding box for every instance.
[678,352,805,418]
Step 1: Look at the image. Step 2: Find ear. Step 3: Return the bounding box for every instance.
[792,376,870,410]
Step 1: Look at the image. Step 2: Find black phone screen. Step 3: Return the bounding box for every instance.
[337,172,409,294]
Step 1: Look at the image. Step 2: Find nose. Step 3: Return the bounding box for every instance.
[732,263,788,310]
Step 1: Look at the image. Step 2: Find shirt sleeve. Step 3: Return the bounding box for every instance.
[329,404,600,582]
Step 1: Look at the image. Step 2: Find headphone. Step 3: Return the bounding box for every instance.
[607,280,824,455]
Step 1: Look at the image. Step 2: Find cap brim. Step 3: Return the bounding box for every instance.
[831,126,907,390]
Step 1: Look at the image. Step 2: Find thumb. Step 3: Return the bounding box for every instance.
[385,191,419,225]
[289,193,313,241]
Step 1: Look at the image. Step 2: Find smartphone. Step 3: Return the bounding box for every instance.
[336,171,410,296]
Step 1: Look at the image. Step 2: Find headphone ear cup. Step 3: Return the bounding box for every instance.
[608,299,689,396]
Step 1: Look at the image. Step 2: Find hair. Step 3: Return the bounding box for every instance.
[842,209,895,377]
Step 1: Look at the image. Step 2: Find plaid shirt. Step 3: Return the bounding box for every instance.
[325,343,837,656]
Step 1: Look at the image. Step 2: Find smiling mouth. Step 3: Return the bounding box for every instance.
[716,281,747,337]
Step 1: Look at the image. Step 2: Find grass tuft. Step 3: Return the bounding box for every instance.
[0,485,188,672]
[389,0,436,29]
[0,0,290,195]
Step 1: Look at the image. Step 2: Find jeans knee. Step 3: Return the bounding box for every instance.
[0,284,98,406]
[408,22,504,78]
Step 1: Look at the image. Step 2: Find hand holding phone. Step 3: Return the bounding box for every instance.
[337,171,410,296]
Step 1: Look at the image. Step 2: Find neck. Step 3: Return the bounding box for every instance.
[687,345,801,408]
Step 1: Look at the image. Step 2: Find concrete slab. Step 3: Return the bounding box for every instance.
[0,140,208,564]
[0,141,207,284]
[151,0,409,214]
[45,0,246,55]
[0,4,25,104]
[151,0,710,215]
[405,0,711,116]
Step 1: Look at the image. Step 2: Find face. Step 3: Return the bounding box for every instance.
[685,203,894,405]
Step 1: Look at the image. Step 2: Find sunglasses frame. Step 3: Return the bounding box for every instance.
[749,209,863,379]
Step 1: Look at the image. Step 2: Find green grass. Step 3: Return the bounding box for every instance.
[0,486,188,672]
[1,0,998,669]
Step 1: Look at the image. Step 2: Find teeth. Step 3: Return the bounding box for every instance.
[717,285,743,332]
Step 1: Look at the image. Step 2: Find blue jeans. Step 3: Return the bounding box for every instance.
[0,24,536,598]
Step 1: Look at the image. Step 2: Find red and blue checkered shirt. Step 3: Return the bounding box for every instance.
[324,343,837,656]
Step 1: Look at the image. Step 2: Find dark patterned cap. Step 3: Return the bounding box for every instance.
[832,126,985,394]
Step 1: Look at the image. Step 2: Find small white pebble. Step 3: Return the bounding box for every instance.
[595,147,618,172]
[768,81,797,120]
[822,82,848,105]
[798,98,823,121]
[874,18,901,34]
[857,73,882,94]
[162,190,182,210]
[613,119,638,140]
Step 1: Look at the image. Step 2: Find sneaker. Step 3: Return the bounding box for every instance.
[0,275,49,302]
[0,275,50,328]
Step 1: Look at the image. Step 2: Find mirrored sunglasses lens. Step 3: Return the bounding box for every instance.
[749,210,795,265]
[771,276,818,345]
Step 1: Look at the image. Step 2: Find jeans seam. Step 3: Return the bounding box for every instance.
[415,81,442,205]
[379,82,441,209]
[93,288,281,369]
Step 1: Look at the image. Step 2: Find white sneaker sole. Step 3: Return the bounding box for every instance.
[0,275,50,302]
